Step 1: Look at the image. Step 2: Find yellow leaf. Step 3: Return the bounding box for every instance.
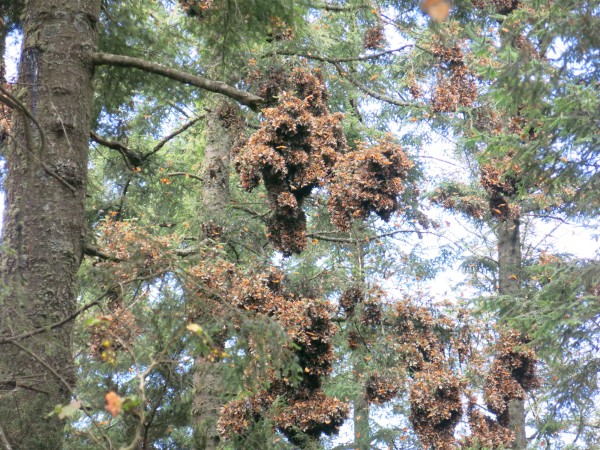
[186,323,203,333]
[421,0,450,22]
[105,391,122,417]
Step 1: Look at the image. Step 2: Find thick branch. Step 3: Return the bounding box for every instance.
[84,244,123,262]
[92,52,264,109]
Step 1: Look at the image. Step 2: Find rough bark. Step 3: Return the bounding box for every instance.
[0,1,100,448]
[497,217,527,450]
[192,97,236,449]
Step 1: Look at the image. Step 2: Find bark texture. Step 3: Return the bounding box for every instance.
[0,1,100,448]
[497,217,527,450]
[192,98,236,449]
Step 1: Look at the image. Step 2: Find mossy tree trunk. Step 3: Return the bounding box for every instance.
[0,0,100,448]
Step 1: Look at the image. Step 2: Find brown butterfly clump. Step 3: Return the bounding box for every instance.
[508,108,540,140]
[471,0,520,14]
[217,267,349,442]
[273,390,349,442]
[234,68,347,255]
[89,296,140,365]
[431,183,487,219]
[461,395,515,448]
[339,286,364,317]
[96,219,176,281]
[363,25,386,50]
[409,370,463,450]
[430,42,477,113]
[277,299,337,381]
[365,372,399,404]
[391,301,464,448]
[473,106,503,134]
[328,136,412,231]
[492,0,520,14]
[361,300,383,327]
[484,331,539,426]
[407,74,423,100]
[347,330,361,350]
[218,393,274,436]
[267,16,293,42]
[480,161,521,220]
[178,0,213,18]
[393,301,447,372]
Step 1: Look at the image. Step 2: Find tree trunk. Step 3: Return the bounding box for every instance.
[192,97,235,449]
[352,242,371,450]
[497,217,527,450]
[353,368,371,450]
[0,1,100,448]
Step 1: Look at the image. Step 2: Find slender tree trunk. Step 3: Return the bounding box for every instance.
[192,97,236,449]
[497,217,527,449]
[0,1,100,448]
[353,366,371,450]
[352,242,371,450]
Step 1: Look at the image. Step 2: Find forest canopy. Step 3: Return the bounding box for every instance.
[0,1,598,449]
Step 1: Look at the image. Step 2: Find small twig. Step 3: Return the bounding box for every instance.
[275,45,413,63]
[307,228,426,244]
[0,88,76,192]
[9,341,73,394]
[231,204,270,220]
[311,2,370,12]
[0,300,101,345]
[0,84,46,153]
[333,62,419,108]
[142,115,204,160]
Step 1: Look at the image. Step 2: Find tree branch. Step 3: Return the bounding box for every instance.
[91,115,203,168]
[84,244,123,262]
[275,45,413,63]
[307,229,428,243]
[144,115,204,159]
[92,52,264,109]
[0,301,102,345]
[165,172,204,182]
[1,86,77,192]
[311,2,370,11]
[333,62,418,108]
[90,131,142,169]
[0,425,12,450]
